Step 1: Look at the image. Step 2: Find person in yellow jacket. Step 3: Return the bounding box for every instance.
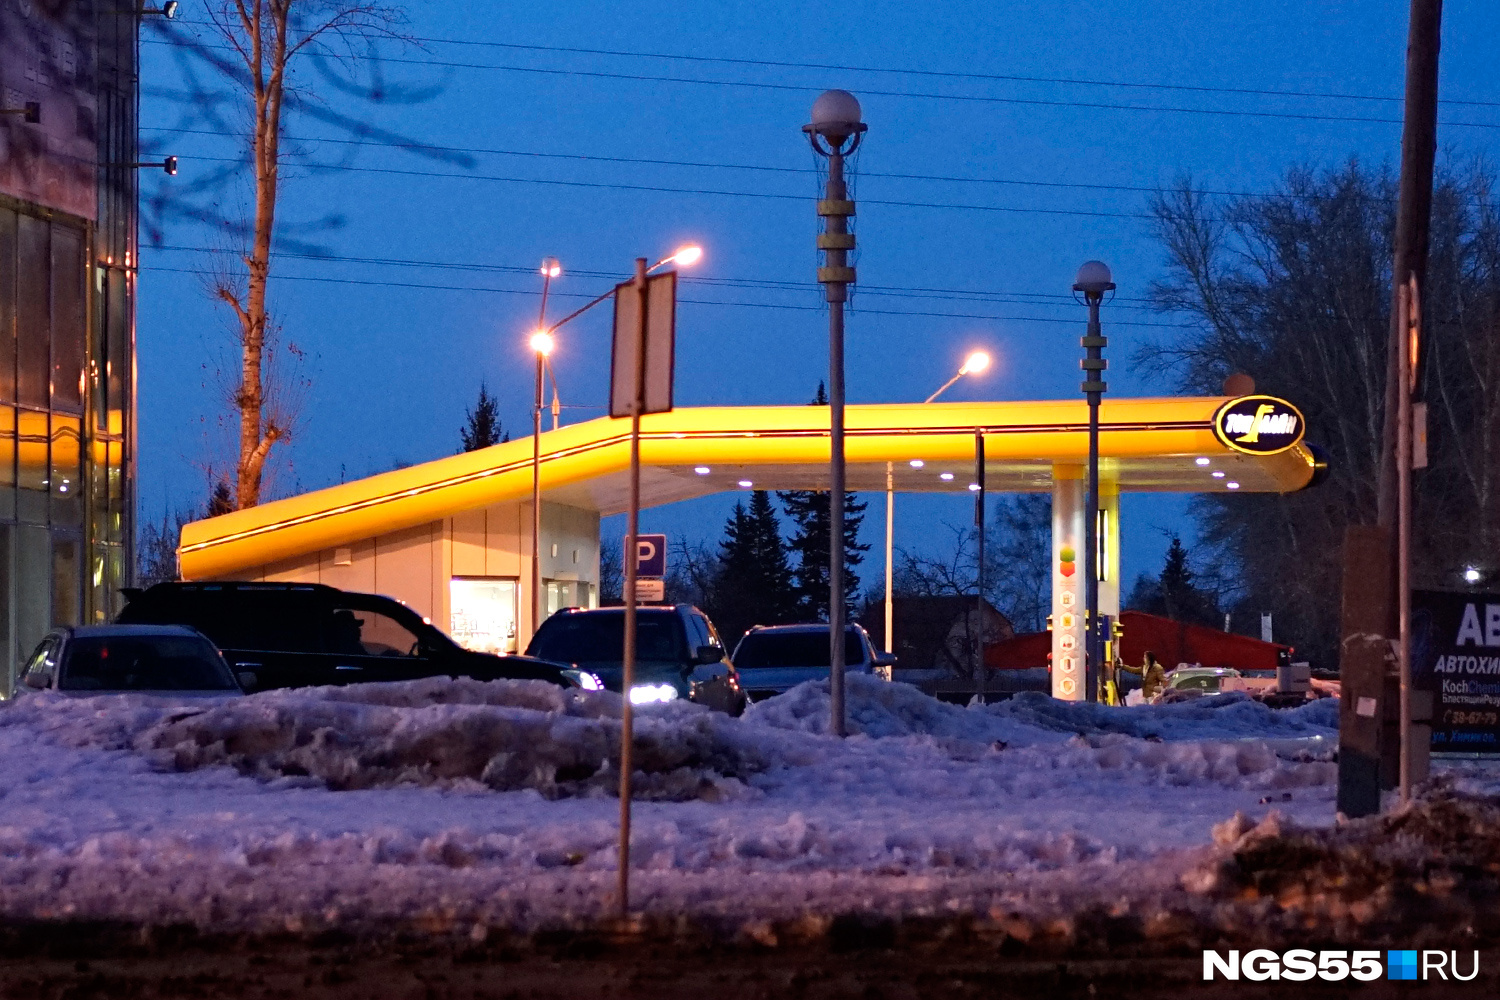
[1120,650,1167,701]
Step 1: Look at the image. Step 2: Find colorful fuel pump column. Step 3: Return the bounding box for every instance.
[1051,466,1120,701]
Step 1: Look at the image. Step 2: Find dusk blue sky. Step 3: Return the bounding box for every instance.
[136,2,1500,597]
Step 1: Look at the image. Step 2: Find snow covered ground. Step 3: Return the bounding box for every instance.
[0,675,1486,941]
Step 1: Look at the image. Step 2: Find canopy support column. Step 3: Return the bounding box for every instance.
[1051,467,1086,701]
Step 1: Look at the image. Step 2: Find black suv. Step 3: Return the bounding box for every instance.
[525,605,746,714]
[116,582,592,692]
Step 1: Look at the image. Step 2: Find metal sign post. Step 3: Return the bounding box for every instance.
[609,264,676,918]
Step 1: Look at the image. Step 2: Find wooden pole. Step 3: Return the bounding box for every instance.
[1377,0,1442,529]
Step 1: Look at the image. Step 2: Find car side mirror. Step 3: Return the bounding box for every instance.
[873,651,897,668]
[696,645,723,665]
[22,666,52,689]
[236,670,259,691]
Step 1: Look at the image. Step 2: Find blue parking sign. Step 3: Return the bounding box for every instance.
[633,534,667,577]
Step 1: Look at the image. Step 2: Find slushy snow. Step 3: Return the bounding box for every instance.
[0,674,1392,936]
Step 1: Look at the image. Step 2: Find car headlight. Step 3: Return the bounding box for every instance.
[562,669,605,691]
[628,683,679,705]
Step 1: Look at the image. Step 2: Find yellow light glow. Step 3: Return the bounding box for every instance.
[961,351,991,376]
[671,245,703,267]
[529,331,555,355]
[540,258,562,278]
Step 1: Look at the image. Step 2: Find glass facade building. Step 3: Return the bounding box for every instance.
[0,3,136,695]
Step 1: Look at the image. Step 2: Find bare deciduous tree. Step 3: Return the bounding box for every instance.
[1140,161,1500,666]
[148,3,470,510]
[208,2,407,508]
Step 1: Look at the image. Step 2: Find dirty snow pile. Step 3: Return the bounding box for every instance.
[129,677,776,801]
[1177,788,1500,945]
[0,673,1445,940]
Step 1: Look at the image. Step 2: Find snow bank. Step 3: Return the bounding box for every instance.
[1,676,1338,806]
[992,689,1339,741]
[745,674,1065,745]
[748,674,1338,745]
[0,674,1369,939]
[3,680,784,801]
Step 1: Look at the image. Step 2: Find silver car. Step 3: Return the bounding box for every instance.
[16,624,245,697]
[731,623,894,701]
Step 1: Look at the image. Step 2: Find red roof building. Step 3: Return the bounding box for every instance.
[986,610,1292,673]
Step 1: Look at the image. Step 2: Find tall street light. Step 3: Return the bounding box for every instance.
[882,350,990,655]
[524,250,700,647]
[515,243,702,919]
[1073,260,1115,704]
[805,90,866,738]
[529,259,561,641]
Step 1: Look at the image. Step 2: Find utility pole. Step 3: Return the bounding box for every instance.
[1384,0,1443,804]
[1338,0,1442,818]
[1378,0,1442,529]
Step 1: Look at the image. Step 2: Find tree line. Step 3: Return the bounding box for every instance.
[639,481,1059,652]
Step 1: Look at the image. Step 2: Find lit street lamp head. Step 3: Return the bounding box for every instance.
[961,350,991,376]
[529,330,555,356]
[540,259,561,278]
[647,244,704,273]
[1073,260,1116,300]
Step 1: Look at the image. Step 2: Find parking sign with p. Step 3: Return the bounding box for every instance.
[633,534,667,578]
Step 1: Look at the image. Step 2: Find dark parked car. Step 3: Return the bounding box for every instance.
[525,605,746,714]
[17,625,243,697]
[731,623,894,701]
[116,582,595,692]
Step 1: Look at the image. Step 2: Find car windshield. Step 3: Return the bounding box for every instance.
[527,612,684,664]
[734,628,865,668]
[59,636,237,692]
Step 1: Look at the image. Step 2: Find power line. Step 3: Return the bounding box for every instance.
[170,154,1161,221]
[140,126,1312,202]
[150,128,1486,214]
[140,264,1189,328]
[140,38,1500,131]
[147,244,1161,309]
[152,21,1500,110]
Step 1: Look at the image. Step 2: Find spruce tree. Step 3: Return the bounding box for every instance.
[708,491,798,646]
[777,382,869,620]
[1125,533,1221,627]
[206,479,235,516]
[459,382,507,452]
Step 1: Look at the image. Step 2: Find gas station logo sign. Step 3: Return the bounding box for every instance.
[1213,395,1305,456]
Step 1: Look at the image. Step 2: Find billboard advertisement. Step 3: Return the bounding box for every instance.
[0,0,97,219]
[1413,590,1500,755]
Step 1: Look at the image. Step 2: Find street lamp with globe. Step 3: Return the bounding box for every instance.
[1073,260,1115,703]
[804,90,867,738]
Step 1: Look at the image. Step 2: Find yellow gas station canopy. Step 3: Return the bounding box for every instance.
[179,395,1319,579]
